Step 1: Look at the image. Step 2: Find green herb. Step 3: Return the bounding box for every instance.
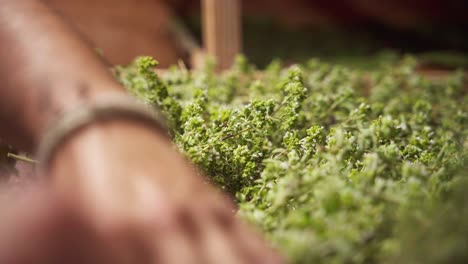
[116,55,467,264]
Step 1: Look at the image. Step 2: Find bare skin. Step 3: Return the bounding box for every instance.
[0,0,284,263]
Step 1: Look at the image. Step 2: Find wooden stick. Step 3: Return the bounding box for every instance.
[202,0,242,70]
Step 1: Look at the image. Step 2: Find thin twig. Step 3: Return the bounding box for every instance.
[7,153,39,164]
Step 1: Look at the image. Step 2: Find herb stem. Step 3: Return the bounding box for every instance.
[7,153,39,164]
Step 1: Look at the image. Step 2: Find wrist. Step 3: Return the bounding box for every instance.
[36,93,168,175]
[34,84,125,143]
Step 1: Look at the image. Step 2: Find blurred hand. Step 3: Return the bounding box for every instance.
[20,120,284,264]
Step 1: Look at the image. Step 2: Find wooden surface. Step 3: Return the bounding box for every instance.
[202,0,242,70]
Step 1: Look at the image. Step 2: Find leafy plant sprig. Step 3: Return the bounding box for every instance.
[117,55,467,264]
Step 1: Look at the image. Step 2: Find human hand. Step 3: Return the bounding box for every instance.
[42,120,285,264]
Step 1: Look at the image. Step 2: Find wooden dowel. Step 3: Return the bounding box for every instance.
[202,0,241,70]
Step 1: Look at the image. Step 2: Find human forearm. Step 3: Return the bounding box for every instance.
[0,0,123,151]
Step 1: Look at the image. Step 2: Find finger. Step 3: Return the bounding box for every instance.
[199,223,245,264]
[194,197,286,264]
[194,206,246,264]
[231,220,287,264]
[147,206,205,264]
[102,226,154,264]
[153,225,201,263]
